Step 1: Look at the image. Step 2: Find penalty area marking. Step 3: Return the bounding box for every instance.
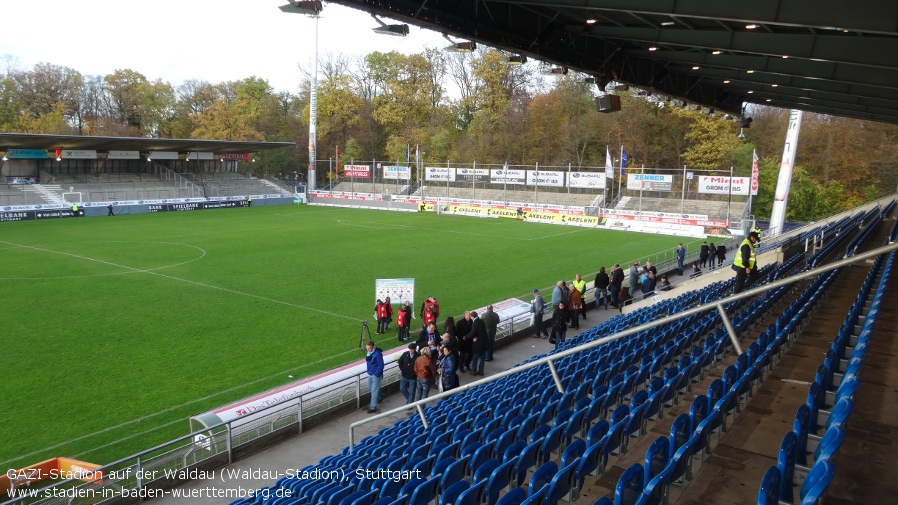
[0,241,207,280]
[0,240,363,323]
[334,219,587,240]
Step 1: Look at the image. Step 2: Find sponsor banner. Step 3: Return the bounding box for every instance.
[8,148,48,159]
[560,214,599,226]
[221,153,250,161]
[603,211,728,228]
[310,191,382,201]
[751,150,760,196]
[418,202,435,212]
[485,207,521,219]
[490,169,526,185]
[456,168,489,182]
[567,171,606,189]
[61,149,97,159]
[602,209,709,221]
[383,165,411,179]
[447,204,488,216]
[604,218,705,238]
[5,177,36,184]
[626,174,674,192]
[342,165,371,178]
[147,200,250,212]
[375,278,415,308]
[697,176,751,196]
[149,151,178,160]
[526,170,564,187]
[424,166,456,182]
[187,151,215,160]
[107,150,140,160]
[524,210,562,223]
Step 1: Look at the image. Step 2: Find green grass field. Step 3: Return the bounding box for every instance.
[0,205,696,467]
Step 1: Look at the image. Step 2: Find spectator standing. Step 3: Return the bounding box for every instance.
[676,244,686,276]
[551,302,568,348]
[572,274,587,320]
[645,261,657,278]
[551,281,564,311]
[716,243,727,268]
[482,305,500,361]
[416,322,438,351]
[733,232,760,293]
[609,264,624,309]
[420,296,440,325]
[375,299,389,334]
[396,301,411,342]
[397,344,418,403]
[531,289,549,338]
[442,316,457,340]
[456,311,473,373]
[708,242,717,270]
[383,296,394,332]
[467,311,488,376]
[364,341,384,413]
[700,241,710,268]
[414,345,436,401]
[629,262,641,297]
[568,284,582,329]
[439,345,458,392]
[594,267,610,310]
[641,269,655,299]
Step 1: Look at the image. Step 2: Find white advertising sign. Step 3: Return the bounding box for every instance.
[697,176,751,196]
[626,174,674,192]
[187,152,215,160]
[375,278,415,307]
[526,170,565,187]
[107,150,140,160]
[61,149,97,159]
[383,166,411,179]
[567,171,607,189]
[490,169,526,185]
[424,167,456,182]
[149,151,178,160]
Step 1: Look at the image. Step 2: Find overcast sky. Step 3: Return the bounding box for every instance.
[0,0,449,93]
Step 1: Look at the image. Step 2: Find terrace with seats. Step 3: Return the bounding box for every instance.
[139,199,897,505]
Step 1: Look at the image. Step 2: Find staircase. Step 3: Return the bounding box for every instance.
[17,184,67,206]
[260,178,293,195]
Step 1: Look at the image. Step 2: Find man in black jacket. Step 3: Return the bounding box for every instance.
[397,344,418,404]
[594,267,610,309]
[467,311,488,376]
[609,264,625,308]
[455,311,473,373]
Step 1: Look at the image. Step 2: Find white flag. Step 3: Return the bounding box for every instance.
[604,146,614,180]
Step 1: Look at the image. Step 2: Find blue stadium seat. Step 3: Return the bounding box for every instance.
[528,461,558,496]
[438,480,468,505]
[777,432,798,502]
[544,462,577,505]
[756,466,781,505]
[614,463,644,505]
[495,487,526,505]
[798,460,835,504]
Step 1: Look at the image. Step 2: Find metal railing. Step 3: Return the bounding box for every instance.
[348,241,898,449]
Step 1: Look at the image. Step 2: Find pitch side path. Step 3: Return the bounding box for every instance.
[149,269,737,505]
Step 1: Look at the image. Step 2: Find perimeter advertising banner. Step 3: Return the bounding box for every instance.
[342,165,371,178]
[626,174,674,192]
[424,167,456,182]
[490,169,526,185]
[526,170,564,187]
[567,171,607,189]
[697,176,751,196]
[383,166,411,179]
[456,168,490,182]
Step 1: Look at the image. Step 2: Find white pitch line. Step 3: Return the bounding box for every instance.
[335,219,586,240]
[0,240,363,322]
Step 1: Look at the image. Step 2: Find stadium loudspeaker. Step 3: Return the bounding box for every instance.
[595,94,621,113]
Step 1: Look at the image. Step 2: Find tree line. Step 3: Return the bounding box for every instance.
[1,49,896,222]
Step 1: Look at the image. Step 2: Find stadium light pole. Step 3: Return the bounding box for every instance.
[279,1,322,190]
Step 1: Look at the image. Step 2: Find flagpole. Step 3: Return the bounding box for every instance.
[617,146,623,202]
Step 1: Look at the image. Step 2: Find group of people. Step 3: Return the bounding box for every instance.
[529,276,591,348]
[365,301,502,413]
[699,241,728,269]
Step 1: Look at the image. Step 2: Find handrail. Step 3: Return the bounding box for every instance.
[348,240,898,450]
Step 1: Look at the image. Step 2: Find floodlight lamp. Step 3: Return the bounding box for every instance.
[371,15,409,36]
[502,54,527,65]
[445,41,476,53]
[2,155,7,161]
[278,1,322,16]
[738,129,746,140]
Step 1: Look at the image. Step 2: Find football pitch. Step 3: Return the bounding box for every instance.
[0,205,695,467]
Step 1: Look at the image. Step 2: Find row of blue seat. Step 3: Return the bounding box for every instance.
[757,249,894,505]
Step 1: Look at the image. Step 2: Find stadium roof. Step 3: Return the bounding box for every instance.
[330,0,898,124]
[0,133,294,154]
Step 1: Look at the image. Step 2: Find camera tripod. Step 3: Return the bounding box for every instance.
[358,320,372,349]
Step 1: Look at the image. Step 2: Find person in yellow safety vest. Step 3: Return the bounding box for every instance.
[572,274,587,320]
[733,231,760,293]
[247,196,252,207]
[752,225,762,244]
[71,203,79,216]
